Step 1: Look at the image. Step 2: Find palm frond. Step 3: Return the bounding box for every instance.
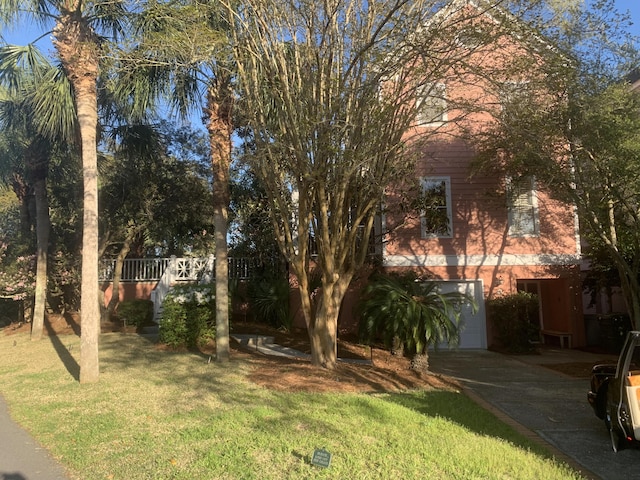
[0,44,50,95]
[358,272,475,354]
[29,64,76,143]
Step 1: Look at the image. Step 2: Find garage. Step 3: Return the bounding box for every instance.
[435,280,487,349]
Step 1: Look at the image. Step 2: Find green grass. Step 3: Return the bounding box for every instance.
[0,332,584,480]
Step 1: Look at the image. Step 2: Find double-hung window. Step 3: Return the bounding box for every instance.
[419,177,452,237]
[507,176,538,236]
[499,81,530,120]
[416,83,447,125]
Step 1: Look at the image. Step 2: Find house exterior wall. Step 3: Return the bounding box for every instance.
[381,4,584,348]
[100,282,156,306]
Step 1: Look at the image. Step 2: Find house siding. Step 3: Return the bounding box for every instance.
[381,5,584,348]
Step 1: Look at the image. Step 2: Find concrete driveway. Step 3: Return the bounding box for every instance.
[429,348,638,480]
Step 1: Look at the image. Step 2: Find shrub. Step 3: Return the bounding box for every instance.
[487,292,539,353]
[159,283,216,348]
[116,300,154,329]
[247,274,292,330]
[358,272,475,364]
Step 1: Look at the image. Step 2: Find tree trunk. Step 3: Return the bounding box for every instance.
[102,238,132,322]
[9,174,31,236]
[410,352,429,373]
[306,275,352,369]
[206,78,233,363]
[31,175,50,340]
[54,10,101,383]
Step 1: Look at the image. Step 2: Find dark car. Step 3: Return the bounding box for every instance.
[588,330,640,452]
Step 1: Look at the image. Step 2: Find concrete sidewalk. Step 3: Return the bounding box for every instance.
[429,347,635,480]
[0,395,70,480]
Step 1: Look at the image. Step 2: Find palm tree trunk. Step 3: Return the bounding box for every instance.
[31,175,50,340]
[206,78,233,363]
[54,10,101,383]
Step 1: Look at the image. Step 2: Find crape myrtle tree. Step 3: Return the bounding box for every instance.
[472,0,640,328]
[227,0,519,368]
[0,0,134,383]
[113,1,235,362]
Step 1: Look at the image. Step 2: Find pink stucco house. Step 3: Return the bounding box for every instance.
[369,0,585,349]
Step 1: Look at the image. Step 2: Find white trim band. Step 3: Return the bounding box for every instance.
[383,253,581,267]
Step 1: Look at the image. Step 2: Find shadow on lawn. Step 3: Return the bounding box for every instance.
[45,321,79,381]
[386,391,555,459]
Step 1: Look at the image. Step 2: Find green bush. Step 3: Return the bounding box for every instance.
[159,284,216,348]
[487,292,539,353]
[358,272,475,355]
[247,274,292,330]
[116,300,154,329]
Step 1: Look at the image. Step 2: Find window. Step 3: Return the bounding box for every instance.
[416,83,447,125]
[455,27,484,49]
[499,81,530,119]
[507,177,538,236]
[419,177,452,237]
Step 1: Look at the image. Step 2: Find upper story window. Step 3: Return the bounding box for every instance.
[416,83,447,126]
[507,176,538,236]
[455,26,484,49]
[419,176,452,238]
[499,81,530,119]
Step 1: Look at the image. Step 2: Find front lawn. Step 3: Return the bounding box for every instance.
[0,331,584,479]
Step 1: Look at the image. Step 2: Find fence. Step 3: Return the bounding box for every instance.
[99,256,276,283]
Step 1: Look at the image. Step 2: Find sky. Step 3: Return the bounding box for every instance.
[2,1,640,46]
[616,0,640,36]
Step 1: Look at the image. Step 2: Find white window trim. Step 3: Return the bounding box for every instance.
[500,81,530,114]
[416,82,447,126]
[506,176,539,237]
[420,176,453,238]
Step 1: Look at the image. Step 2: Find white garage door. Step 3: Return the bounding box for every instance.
[435,280,487,349]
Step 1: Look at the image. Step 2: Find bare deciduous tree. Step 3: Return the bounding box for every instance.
[228,0,502,368]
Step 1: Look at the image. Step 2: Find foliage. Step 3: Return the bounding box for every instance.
[487,292,540,353]
[0,191,35,302]
[116,299,154,329]
[229,167,281,260]
[471,1,640,329]
[100,123,215,259]
[246,273,291,330]
[358,272,475,355]
[0,298,21,325]
[159,283,215,348]
[46,148,82,311]
[230,0,494,368]
[0,247,35,302]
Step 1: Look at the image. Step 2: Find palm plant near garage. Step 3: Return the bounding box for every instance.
[358,272,475,372]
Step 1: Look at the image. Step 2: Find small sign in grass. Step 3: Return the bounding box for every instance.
[311,448,332,468]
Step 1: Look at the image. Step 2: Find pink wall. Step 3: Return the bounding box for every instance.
[100,282,156,307]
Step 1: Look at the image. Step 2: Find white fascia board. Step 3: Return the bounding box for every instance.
[383,253,581,267]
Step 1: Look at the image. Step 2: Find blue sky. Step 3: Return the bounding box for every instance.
[1,1,639,47]
[617,0,640,35]
[2,1,640,46]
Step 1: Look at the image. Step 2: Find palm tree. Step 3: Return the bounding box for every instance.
[0,1,130,383]
[0,46,71,341]
[358,272,476,372]
[116,1,235,362]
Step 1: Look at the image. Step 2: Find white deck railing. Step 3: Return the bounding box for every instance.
[99,256,280,322]
[99,256,267,283]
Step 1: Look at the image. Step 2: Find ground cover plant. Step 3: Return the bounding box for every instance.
[0,326,584,479]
